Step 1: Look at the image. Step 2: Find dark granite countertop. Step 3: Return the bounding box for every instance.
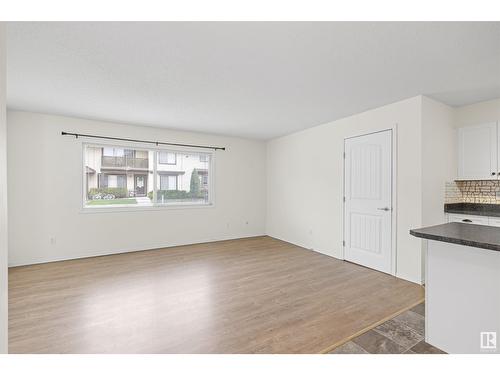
[444,203,500,217]
[410,222,500,252]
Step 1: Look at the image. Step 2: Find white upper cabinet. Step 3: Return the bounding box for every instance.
[457,122,498,180]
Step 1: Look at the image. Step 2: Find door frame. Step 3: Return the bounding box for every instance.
[342,125,398,276]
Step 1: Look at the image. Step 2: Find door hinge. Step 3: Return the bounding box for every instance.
[343,240,345,247]
[343,196,346,202]
[343,152,346,158]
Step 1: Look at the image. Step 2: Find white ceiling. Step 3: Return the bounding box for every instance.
[6,22,500,140]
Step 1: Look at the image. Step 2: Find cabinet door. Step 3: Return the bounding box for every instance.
[457,122,497,180]
[447,214,489,226]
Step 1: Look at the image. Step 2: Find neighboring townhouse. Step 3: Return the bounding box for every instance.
[156,150,210,202]
[85,146,210,203]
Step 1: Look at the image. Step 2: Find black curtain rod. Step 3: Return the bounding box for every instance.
[61,131,226,151]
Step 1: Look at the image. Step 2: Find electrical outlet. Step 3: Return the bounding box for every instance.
[50,237,56,245]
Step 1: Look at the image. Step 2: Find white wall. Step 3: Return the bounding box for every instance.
[267,96,424,284]
[454,98,500,128]
[421,96,456,226]
[420,96,456,282]
[7,111,267,266]
[0,23,8,353]
[8,95,498,286]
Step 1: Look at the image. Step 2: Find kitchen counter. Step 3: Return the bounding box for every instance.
[410,222,500,252]
[410,222,500,354]
[444,202,500,217]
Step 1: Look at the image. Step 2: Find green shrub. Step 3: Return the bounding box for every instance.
[149,190,205,202]
[88,187,128,199]
[157,190,190,200]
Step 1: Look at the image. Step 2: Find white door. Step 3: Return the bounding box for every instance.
[344,130,393,274]
[457,122,497,180]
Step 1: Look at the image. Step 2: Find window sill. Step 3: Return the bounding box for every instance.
[81,202,215,214]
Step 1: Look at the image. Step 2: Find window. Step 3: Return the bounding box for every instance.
[99,174,127,188]
[124,149,135,158]
[103,147,124,157]
[159,174,177,190]
[158,151,176,165]
[84,144,213,209]
[155,151,212,205]
[201,173,208,187]
[85,145,153,207]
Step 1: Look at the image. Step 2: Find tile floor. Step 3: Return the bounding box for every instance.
[329,303,446,354]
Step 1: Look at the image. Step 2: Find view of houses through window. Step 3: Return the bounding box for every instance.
[84,144,212,208]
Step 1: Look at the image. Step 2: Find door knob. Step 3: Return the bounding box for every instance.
[377,207,391,211]
[492,172,496,176]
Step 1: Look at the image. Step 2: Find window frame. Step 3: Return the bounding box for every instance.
[81,141,215,213]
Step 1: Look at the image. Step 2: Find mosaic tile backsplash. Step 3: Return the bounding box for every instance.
[445,180,500,204]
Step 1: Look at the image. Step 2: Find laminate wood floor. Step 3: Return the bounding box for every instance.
[9,236,424,353]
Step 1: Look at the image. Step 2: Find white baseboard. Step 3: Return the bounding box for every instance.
[267,233,423,285]
[8,232,266,267]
